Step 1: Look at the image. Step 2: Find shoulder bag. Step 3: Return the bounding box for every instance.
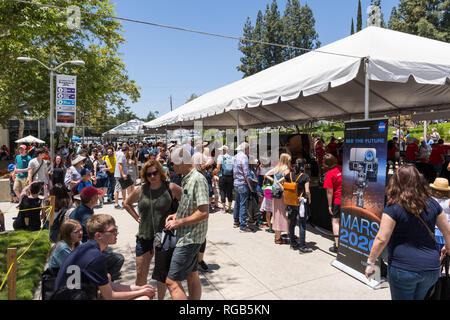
[416,214,450,300]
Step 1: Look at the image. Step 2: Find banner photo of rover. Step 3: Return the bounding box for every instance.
[335,119,388,279]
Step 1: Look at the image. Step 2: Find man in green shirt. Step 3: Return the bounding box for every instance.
[165,146,209,300]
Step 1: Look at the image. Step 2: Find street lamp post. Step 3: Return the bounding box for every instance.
[17,57,85,162]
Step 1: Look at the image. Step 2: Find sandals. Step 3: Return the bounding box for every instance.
[274,238,288,245]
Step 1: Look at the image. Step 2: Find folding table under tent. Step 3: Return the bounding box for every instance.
[102,119,145,139]
[142,26,450,131]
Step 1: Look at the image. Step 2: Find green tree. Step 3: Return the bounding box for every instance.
[261,0,284,69]
[283,0,320,60]
[186,93,199,103]
[237,1,320,77]
[237,17,256,77]
[357,0,363,31]
[0,0,141,128]
[351,18,355,34]
[388,0,449,42]
[144,110,160,122]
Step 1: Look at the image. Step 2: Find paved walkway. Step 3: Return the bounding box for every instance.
[0,196,391,300]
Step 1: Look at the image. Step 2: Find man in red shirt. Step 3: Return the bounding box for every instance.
[429,138,445,177]
[405,138,419,163]
[326,137,338,158]
[315,139,325,177]
[322,153,342,253]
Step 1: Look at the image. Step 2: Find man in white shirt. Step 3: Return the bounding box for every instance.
[114,145,128,209]
[27,148,51,190]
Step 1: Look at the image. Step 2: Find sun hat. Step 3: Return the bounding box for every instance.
[218,145,229,151]
[430,178,450,191]
[72,155,86,166]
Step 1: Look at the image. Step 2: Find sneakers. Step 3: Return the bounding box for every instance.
[299,247,313,253]
[198,260,209,271]
[114,204,122,209]
[240,227,255,233]
[106,198,113,203]
[329,245,338,253]
[265,228,275,233]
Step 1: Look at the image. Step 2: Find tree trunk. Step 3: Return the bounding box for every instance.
[18,119,24,139]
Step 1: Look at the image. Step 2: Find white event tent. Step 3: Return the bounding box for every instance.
[143,27,450,131]
[102,119,145,138]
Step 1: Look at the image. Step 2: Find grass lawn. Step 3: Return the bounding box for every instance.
[0,230,51,300]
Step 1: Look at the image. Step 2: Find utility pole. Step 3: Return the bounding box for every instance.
[170,95,173,112]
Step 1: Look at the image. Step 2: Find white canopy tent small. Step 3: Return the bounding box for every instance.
[102,119,145,139]
[143,27,450,131]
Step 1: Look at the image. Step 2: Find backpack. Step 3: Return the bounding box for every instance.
[283,172,303,206]
[49,208,69,243]
[221,155,234,176]
[72,180,87,196]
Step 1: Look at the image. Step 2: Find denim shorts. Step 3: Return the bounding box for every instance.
[135,237,154,257]
[167,244,201,282]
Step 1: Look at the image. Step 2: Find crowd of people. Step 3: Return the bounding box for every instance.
[1,127,450,300]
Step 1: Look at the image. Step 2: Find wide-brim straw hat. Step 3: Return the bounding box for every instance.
[72,155,86,166]
[430,178,450,191]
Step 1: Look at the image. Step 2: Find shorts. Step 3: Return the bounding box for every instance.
[136,237,154,257]
[114,177,122,192]
[331,203,341,219]
[167,244,201,282]
[96,177,108,189]
[13,177,28,193]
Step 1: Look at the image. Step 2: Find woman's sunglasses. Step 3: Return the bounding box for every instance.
[146,171,159,177]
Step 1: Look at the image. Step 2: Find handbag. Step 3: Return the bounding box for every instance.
[118,174,133,189]
[425,255,450,300]
[415,214,450,300]
[270,173,283,199]
[41,268,59,300]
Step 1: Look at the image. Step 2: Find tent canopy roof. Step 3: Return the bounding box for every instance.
[103,119,145,136]
[143,27,450,130]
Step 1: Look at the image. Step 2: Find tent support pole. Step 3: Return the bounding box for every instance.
[424,120,427,142]
[364,58,370,120]
[236,110,240,144]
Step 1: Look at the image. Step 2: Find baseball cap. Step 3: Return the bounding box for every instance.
[80,186,103,200]
[80,168,91,176]
[8,164,15,172]
[19,144,27,150]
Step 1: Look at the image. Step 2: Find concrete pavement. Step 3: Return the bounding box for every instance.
[0,195,391,300]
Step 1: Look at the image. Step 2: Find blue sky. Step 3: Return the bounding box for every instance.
[111,0,399,119]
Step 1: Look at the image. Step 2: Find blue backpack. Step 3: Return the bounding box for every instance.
[221,155,234,176]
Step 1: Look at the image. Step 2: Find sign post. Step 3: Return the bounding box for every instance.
[56,75,77,128]
[331,119,388,288]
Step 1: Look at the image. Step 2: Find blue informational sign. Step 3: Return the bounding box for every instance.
[56,75,76,127]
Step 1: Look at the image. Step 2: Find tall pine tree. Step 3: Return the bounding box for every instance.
[237,0,320,77]
[262,0,284,69]
[237,17,256,77]
[357,0,363,31]
[388,0,449,42]
[351,18,355,34]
